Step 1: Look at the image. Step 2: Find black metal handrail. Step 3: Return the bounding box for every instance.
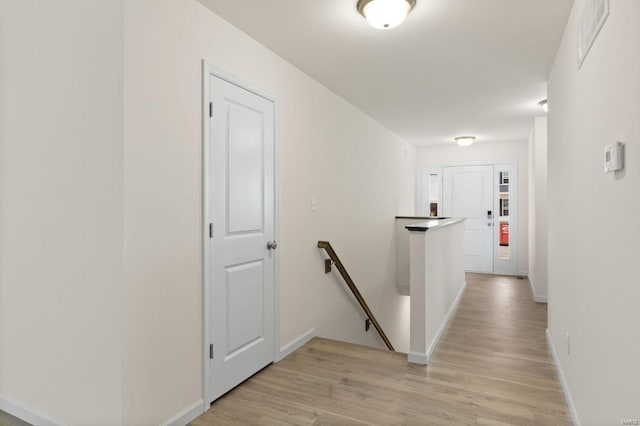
[317,241,395,351]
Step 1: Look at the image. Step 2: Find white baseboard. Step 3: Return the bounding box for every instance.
[468,271,528,277]
[407,352,428,364]
[277,328,315,361]
[546,328,580,426]
[528,276,548,304]
[0,396,64,426]
[160,399,204,426]
[425,281,466,363]
[408,281,467,365]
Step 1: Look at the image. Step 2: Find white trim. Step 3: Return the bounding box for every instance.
[528,276,548,303]
[201,60,280,405]
[424,281,466,363]
[277,328,316,361]
[408,281,466,365]
[204,63,276,101]
[469,271,526,277]
[546,329,580,426]
[407,352,428,364]
[160,400,204,426]
[534,295,548,303]
[201,59,212,412]
[273,90,281,365]
[0,396,64,426]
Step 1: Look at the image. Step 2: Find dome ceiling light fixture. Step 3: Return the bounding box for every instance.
[454,136,476,147]
[356,0,416,30]
[538,99,548,113]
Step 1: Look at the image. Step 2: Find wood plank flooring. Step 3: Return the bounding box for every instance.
[192,273,572,425]
[0,410,30,426]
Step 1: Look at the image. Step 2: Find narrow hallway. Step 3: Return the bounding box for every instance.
[193,273,571,425]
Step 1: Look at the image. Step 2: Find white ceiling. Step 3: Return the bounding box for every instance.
[197,0,573,146]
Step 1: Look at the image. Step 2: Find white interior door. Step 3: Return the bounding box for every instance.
[208,74,275,402]
[443,165,494,272]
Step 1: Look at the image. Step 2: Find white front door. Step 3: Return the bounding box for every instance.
[443,165,494,272]
[207,74,275,402]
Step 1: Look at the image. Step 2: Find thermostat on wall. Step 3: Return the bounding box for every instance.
[604,142,624,173]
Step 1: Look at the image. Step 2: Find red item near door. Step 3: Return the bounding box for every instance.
[500,221,509,246]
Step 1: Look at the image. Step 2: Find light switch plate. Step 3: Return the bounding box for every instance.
[311,197,318,212]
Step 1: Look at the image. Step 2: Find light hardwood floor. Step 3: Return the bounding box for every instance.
[192,273,572,425]
[0,410,30,426]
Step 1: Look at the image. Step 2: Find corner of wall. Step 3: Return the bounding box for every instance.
[545,329,581,425]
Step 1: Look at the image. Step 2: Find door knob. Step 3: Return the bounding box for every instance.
[267,241,278,250]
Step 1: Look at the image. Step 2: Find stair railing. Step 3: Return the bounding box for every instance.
[317,241,395,351]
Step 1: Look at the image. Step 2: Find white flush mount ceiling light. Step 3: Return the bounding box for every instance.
[454,136,476,147]
[357,0,416,30]
[538,99,548,113]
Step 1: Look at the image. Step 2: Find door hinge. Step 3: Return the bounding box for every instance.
[209,343,214,359]
[209,223,213,238]
[209,102,213,117]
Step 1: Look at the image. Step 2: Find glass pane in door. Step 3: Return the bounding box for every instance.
[498,172,510,260]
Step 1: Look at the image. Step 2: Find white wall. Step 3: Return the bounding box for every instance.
[528,117,548,301]
[0,1,415,423]
[124,0,415,423]
[547,0,640,423]
[416,142,529,274]
[0,1,124,424]
[408,221,465,364]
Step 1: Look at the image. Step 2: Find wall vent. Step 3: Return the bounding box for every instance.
[577,0,610,69]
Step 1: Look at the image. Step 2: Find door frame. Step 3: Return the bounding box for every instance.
[419,161,519,275]
[201,61,280,408]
